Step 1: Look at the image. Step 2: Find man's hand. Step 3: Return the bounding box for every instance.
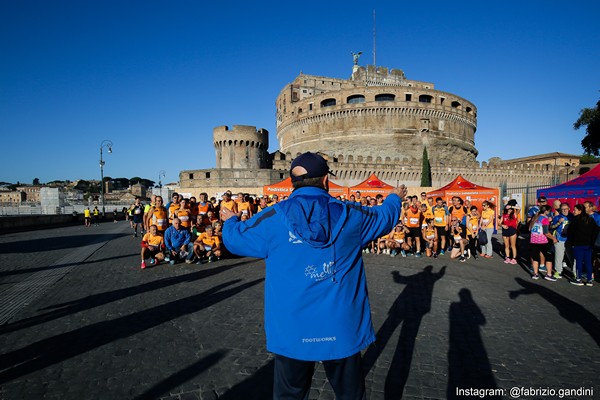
[220,207,236,222]
[391,184,408,202]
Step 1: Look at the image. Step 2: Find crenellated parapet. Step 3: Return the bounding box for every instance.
[213,125,269,169]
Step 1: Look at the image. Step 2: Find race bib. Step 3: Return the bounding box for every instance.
[531,224,543,234]
[410,218,419,225]
[435,217,443,223]
[454,235,462,242]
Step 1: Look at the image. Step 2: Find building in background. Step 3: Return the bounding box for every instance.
[180,63,579,197]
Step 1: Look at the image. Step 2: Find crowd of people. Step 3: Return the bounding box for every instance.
[127,191,283,269]
[104,188,599,285]
[524,196,600,286]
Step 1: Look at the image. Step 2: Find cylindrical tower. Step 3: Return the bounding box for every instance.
[275,65,478,166]
[213,125,269,169]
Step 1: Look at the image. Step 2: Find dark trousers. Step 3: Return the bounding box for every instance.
[273,352,366,400]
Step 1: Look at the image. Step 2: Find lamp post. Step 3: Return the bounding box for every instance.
[99,140,113,218]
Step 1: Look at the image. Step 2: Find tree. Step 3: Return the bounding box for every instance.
[580,153,600,164]
[75,180,91,191]
[32,178,40,185]
[420,147,432,187]
[574,99,600,156]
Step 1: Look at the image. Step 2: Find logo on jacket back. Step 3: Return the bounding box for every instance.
[305,261,335,281]
[289,231,303,244]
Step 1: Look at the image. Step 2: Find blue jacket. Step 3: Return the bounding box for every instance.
[551,214,571,242]
[223,186,402,361]
[164,226,191,251]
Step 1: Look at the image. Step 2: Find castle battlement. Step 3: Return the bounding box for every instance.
[213,125,269,170]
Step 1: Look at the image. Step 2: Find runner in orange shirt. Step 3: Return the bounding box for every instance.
[149,196,169,233]
[167,193,181,225]
[238,194,253,219]
[140,224,165,269]
[194,225,222,263]
[175,198,192,230]
[404,202,423,257]
[219,192,238,219]
[386,223,411,257]
[422,218,438,258]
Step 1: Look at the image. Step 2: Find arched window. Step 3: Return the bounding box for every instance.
[465,106,472,114]
[451,101,461,109]
[347,95,365,104]
[419,95,433,103]
[320,98,337,107]
[375,93,395,102]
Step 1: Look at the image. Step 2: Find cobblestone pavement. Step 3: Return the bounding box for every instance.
[0,222,598,399]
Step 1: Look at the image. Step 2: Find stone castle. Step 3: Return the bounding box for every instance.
[179,64,579,196]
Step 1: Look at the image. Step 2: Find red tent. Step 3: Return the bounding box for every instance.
[537,164,600,208]
[263,177,348,198]
[427,175,500,211]
[348,173,395,197]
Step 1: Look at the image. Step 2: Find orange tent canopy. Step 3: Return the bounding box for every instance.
[427,175,499,210]
[348,173,395,197]
[263,177,349,198]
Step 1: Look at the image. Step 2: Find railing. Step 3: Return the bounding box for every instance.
[0,202,139,216]
[501,183,552,212]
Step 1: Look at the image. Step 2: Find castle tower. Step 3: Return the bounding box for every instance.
[275,65,478,166]
[213,125,269,169]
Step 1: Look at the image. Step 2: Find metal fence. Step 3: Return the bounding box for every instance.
[500,183,552,212]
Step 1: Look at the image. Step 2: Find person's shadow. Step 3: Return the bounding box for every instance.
[362,265,446,399]
[447,289,499,399]
[509,277,600,347]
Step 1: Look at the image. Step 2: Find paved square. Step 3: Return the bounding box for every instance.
[0,222,598,399]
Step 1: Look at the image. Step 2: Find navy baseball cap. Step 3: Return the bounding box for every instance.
[290,152,335,182]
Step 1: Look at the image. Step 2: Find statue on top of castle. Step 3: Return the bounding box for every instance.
[351,51,363,65]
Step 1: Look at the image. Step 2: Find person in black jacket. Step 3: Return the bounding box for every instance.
[567,204,599,286]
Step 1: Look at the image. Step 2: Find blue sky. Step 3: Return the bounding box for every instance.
[1,1,599,185]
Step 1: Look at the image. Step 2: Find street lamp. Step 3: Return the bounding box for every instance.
[99,140,113,218]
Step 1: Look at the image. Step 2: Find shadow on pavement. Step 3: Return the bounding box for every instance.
[0,233,129,254]
[134,350,229,400]
[0,253,138,278]
[0,278,264,383]
[362,265,446,399]
[509,277,600,347]
[447,289,499,399]
[219,359,274,400]
[0,259,257,333]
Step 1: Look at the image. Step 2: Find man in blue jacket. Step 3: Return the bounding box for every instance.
[221,152,407,399]
[164,217,194,264]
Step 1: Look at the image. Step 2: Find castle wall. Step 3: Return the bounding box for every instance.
[325,160,564,189]
[179,168,286,198]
